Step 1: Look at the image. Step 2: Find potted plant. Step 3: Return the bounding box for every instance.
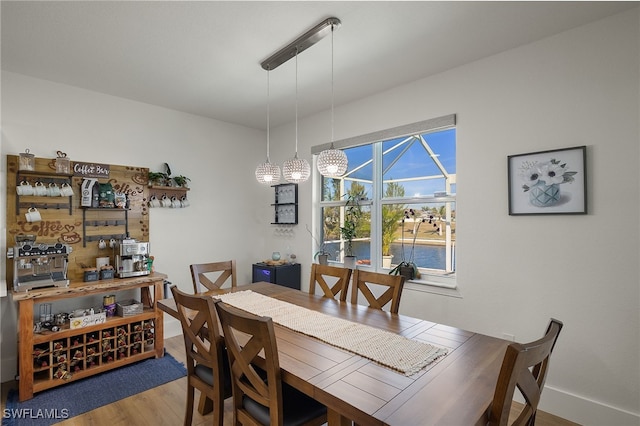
[340,192,362,269]
[147,171,168,187]
[173,175,190,188]
[381,182,406,268]
[389,209,425,280]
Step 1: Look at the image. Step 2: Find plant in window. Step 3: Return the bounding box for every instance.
[389,209,439,280]
[340,192,362,266]
[306,224,329,264]
[381,182,406,267]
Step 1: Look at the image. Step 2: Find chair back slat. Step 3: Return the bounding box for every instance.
[309,263,352,299]
[349,269,405,314]
[171,285,230,425]
[190,260,237,293]
[486,318,563,426]
[215,301,284,425]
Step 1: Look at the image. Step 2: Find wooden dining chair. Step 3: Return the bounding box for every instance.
[190,260,237,293]
[345,269,405,314]
[214,301,328,426]
[483,318,564,426]
[309,263,352,300]
[171,286,232,426]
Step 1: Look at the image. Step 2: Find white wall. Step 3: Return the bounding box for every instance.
[1,7,638,425]
[0,72,273,380]
[268,8,640,426]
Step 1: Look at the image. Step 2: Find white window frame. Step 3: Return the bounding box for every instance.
[312,115,458,291]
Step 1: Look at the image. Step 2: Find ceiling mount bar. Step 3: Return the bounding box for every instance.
[260,17,341,71]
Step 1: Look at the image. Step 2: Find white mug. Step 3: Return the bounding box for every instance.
[25,207,42,222]
[148,195,161,208]
[109,238,117,248]
[98,238,107,249]
[170,196,181,208]
[34,181,48,196]
[48,183,61,197]
[60,183,74,197]
[17,181,34,196]
[180,196,190,208]
[160,195,171,208]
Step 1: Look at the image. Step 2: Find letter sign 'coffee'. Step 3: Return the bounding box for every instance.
[73,162,110,179]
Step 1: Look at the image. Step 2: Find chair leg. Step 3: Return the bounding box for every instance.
[198,393,213,415]
[185,385,195,426]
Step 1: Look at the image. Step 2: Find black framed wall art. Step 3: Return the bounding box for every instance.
[508,146,587,215]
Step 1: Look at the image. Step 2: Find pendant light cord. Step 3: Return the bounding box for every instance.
[295,48,299,158]
[266,68,271,162]
[330,24,335,146]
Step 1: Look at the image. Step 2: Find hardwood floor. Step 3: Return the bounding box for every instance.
[1,335,579,426]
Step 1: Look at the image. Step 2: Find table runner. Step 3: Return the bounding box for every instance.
[216,290,448,376]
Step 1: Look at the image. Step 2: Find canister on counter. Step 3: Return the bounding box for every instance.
[103,295,116,317]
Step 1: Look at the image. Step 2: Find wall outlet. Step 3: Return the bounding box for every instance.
[503,333,515,341]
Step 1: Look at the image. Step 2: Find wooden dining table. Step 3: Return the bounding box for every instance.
[158,282,509,426]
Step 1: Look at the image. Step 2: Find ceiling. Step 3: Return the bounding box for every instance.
[2,1,635,130]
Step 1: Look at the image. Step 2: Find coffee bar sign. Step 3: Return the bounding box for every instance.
[73,162,110,179]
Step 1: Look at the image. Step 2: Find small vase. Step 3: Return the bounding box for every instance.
[343,256,357,270]
[317,254,329,265]
[399,265,415,281]
[529,182,560,207]
[382,255,393,269]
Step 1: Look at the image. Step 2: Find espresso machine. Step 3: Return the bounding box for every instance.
[8,236,72,292]
[115,238,150,278]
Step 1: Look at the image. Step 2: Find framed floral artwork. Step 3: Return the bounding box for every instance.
[508,146,587,215]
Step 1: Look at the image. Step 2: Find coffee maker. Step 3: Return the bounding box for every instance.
[115,238,150,278]
[7,236,72,292]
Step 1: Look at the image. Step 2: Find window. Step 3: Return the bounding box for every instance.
[313,115,456,283]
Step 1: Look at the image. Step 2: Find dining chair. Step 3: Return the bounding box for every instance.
[308,263,352,300]
[190,260,237,293]
[483,318,564,426]
[345,269,405,314]
[170,286,232,426]
[214,300,328,426]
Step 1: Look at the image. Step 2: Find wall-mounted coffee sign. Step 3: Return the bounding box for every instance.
[73,162,110,179]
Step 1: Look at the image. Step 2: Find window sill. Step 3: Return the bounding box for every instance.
[404,273,461,298]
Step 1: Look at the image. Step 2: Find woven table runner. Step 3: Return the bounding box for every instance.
[216,290,448,376]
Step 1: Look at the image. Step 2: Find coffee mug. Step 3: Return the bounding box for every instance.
[25,207,42,223]
[180,196,190,208]
[17,180,34,196]
[98,238,107,249]
[160,195,171,207]
[60,183,74,197]
[48,183,61,197]
[170,196,181,208]
[109,238,117,248]
[34,181,48,196]
[148,195,161,208]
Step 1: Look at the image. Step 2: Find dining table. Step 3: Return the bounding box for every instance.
[158,281,509,426]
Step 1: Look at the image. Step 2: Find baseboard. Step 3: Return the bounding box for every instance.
[540,386,640,425]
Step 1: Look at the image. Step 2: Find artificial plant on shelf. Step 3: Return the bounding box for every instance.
[173,175,190,188]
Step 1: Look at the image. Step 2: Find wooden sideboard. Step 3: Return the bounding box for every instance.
[12,273,166,401]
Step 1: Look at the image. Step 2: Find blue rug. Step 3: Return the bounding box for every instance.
[2,352,186,426]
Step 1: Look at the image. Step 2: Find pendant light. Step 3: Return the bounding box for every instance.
[255,68,281,184]
[282,49,310,183]
[317,23,348,178]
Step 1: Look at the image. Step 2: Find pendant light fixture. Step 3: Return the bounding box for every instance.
[317,23,348,178]
[255,68,281,184]
[259,17,341,184]
[282,49,310,183]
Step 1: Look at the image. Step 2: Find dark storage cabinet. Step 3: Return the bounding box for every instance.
[252,263,301,290]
